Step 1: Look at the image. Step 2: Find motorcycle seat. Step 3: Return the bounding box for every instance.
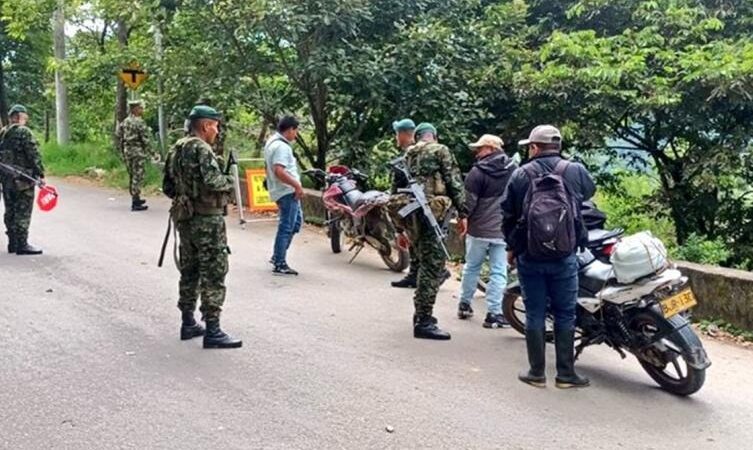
[587,228,624,246]
[354,190,388,208]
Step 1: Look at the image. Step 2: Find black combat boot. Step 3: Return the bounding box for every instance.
[203,318,243,349]
[413,314,438,325]
[180,311,205,341]
[413,314,451,340]
[554,327,590,389]
[391,274,417,288]
[439,268,452,286]
[131,196,148,211]
[15,238,43,256]
[7,233,16,254]
[518,328,547,388]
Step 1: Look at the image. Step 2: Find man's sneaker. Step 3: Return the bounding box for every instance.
[457,303,474,320]
[273,264,299,276]
[483,313,510,329]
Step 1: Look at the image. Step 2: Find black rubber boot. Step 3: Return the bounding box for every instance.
[391,274,417,289]
[203,318,243,349]
[413,314,451,340]
[131,196,148,211]
[7,233,16,254]
[518,328,547,388]
[554,327,590,389]
[15,240,43,255]
[180,311,205,341]
[412,314,438,325]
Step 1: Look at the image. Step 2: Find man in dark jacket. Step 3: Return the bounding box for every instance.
[456,134,517,328]
[501,125,595,389]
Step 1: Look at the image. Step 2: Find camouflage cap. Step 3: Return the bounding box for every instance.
[9,104,27,115]
[415,122,437,138]
[188,105,222,122]
[392,118,416,133]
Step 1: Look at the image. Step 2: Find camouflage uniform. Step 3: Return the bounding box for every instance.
[399,140,466,317]
[118,114,151,198]
[163,136,233,320]
[0,124,44,248]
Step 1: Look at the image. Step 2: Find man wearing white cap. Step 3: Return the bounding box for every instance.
[502,124,595,389]
[456,134,517,328]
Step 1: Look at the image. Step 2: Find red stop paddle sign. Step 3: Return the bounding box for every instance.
[37,185,59,212]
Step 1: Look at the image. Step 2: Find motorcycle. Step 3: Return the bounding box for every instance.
[502,221,711,396]
[304,166,410,272]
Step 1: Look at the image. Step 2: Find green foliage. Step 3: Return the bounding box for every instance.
[42,141,162,193]
[674,234,732,267]
[698,318,753,342]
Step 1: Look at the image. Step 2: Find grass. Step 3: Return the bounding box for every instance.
[42,141,163,194]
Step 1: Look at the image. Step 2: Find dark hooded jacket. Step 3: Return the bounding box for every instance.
[464,151,517,239]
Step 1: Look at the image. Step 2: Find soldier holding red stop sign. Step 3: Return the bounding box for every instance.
[0,105,45,255]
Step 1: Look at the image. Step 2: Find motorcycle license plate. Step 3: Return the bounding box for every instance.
[660,289,697,318]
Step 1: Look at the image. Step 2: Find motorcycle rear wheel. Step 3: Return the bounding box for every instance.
[380,242,410,272]
[502,290,563,341]
[329,219,342,254]
[631,313,707,396]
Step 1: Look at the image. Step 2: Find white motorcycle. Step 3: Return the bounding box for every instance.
[503,229,711,396]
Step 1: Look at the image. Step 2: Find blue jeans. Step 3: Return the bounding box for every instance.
[459,236,508,315]
[272,193,303,266]
[517,254,578,331]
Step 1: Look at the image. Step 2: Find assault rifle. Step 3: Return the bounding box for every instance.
[389,156,451,259]
[0,162,46,188]
[223,150,246,227]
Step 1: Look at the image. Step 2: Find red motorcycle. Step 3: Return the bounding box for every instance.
[304,166,409,272]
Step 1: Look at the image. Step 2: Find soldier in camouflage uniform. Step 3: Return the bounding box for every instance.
[117,100,152,211]
[392,122,467,340]
[0,104,44,255]
[163,105,242,349]
[390,119,452,289]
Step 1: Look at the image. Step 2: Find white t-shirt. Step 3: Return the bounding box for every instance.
[264,132,300,202]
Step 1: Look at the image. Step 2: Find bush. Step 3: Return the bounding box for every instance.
[674,234,732,266]
[42,141,163,193]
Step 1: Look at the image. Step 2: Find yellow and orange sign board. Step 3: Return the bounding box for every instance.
[119,65,148,90]
[245,168,277,212]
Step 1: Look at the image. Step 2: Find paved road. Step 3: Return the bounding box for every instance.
[1,180,752,450]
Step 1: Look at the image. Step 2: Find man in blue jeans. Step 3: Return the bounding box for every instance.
[456,134,517,328]
[264,116,304,275]
[501,125,595,389]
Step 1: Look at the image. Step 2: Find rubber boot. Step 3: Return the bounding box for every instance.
[203,318,243,349]
[180,311,205,341]
[518,328,547,388]
[391,274,417,289]
[413,314,451,340]
[15,237,43,256]
[413,314,438,325]
[554,327,590,389]
[7,233,16,254]
[131,196,148,211]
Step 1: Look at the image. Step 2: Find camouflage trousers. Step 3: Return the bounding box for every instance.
[124,152,146,198]
[407,244,420,279]
[1,181,34,244]
[177,215,229,321]
[413,221,448,317]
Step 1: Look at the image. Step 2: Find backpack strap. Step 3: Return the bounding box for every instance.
[521,162,541,181]
[552,159,570,177]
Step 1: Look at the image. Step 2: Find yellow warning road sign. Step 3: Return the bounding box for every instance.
[119,65,148,90]
[245,169,278,212]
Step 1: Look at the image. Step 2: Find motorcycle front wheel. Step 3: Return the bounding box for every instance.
[380,242,410,272]
[631,313,707,396]
[329,216,342,254]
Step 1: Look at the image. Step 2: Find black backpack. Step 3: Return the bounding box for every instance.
[521,159,580,260]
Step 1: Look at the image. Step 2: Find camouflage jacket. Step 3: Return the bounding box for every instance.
[0,124,45,186]
[117,115,151,157]
[163,136,233,219]
[402,141,467,217]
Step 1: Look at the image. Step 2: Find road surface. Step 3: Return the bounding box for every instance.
[1,180,752,449]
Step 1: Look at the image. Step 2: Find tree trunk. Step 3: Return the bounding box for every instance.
[153,18,167,154]
[53,0,70,144]
[113,18,128,149]
[0,56,8,127]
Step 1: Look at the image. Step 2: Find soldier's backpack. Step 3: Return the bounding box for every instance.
[521,159,580,260]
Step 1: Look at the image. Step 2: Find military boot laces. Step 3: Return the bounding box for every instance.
[180,311,205,341]
[203,319,243,349]
[413,315,451,340]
